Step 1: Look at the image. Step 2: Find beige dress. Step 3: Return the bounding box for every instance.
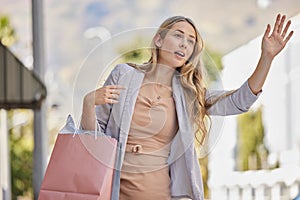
[120,82,179,200]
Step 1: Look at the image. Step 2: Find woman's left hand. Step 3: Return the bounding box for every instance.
[261,14,294,58]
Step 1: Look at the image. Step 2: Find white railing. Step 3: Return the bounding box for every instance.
[209,166,300,200]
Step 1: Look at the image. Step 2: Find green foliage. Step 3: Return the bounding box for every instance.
[0,15,16,46]
[236,107,269,171]
[202,47,223,82]
[8,110,34,200]
[1,15,32,199]
[199,157,209,198]
[116,37,151,65]
[121,48,151,64]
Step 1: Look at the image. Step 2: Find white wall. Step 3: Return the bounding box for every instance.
[221,13,300,155]
[0,109,11,200]
[209,13,300,198]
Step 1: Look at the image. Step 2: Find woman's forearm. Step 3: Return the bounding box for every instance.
[248,14,293,95]
[81,95,97,130]
[80,85,124,130]
[248,52,274,95]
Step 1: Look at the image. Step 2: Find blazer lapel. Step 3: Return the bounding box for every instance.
[118,68,145,158]
[170,73,200,199]
[170,73,195,162]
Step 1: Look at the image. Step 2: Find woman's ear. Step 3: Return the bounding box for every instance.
[154,34,162,48]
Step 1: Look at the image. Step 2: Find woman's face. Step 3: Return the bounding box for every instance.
[157,21,196,68]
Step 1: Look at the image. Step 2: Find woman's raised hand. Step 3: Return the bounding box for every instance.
[248,14,294,95]
[84,85,126,106]
[262,14,294,58]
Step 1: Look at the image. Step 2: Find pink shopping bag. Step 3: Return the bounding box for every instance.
[38,116,118,200]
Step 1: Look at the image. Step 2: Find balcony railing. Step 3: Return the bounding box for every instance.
[209,166,300,200]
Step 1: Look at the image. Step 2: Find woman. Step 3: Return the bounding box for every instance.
[81,14,293,200]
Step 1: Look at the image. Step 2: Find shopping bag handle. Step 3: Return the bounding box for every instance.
[60,114,77,133]
[60,115,105,140]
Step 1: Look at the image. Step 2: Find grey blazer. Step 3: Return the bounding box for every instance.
[95,63,260,200]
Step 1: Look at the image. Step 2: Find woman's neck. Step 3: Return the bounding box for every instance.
[145,63,176,86]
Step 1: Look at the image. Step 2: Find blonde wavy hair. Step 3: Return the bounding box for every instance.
[130,16,215,144]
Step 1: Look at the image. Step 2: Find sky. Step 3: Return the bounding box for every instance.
[1,0,300,127]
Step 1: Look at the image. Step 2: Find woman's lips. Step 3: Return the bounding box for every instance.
[174,51,185,58]
[174,51,186,61]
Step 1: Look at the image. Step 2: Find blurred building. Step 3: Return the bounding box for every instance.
[0,42,47,199]
[209,13,300,199]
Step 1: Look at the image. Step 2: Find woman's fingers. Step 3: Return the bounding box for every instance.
[277,14,286,34]
[271,14,281,36]
[282,20,292,39]
[107,85,125,103]
[103,97,118,104]
[271,14,293,40]
[103,85,125,94]
[95,85,126,104]
[263,24,271,39]
[284,30,294,45]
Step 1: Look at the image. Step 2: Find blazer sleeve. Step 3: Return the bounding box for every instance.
[95,65,122,132]
[206,80,261,116]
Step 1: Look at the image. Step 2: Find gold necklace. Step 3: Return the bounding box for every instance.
[154,82,172,100]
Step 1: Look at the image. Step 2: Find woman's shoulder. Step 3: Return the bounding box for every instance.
[112,63,139,75]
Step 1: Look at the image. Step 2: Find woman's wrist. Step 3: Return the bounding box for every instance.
[83,93,95,108]
[260,50,275,62]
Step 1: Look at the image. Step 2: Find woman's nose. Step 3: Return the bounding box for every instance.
[179,38,187,49]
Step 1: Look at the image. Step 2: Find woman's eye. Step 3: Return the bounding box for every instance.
[188,39,195,45]
[174,33,183,38]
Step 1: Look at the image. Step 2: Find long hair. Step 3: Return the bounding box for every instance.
[130,16,210,144]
